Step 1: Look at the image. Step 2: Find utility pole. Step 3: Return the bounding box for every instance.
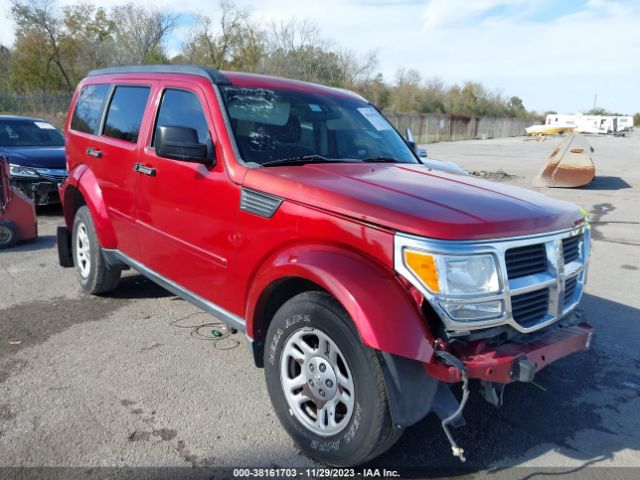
[593,93,597,111]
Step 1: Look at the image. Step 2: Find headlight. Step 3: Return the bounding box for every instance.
[403,250,499,295]
[396,237,505,323]
[441,300,503,321]
[9,164,39,178]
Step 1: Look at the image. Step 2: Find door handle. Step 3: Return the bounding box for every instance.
[133,163,157,177]
[86,147,102,158]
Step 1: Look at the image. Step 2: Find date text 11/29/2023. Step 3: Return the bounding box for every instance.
[232,467,401,478]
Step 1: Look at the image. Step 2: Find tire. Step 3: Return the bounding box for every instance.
[264,291,403,466]
[0,221,18,249]
[72,206,121,294]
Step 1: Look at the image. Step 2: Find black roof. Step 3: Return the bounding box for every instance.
[87,65,231,85]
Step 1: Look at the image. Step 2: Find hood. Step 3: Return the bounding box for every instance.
[243,163,583,240]
[0,146,66,169]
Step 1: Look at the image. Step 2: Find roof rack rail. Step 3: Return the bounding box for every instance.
[87,65,231,85]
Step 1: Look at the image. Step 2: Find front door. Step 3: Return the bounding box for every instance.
[134,83,240,308]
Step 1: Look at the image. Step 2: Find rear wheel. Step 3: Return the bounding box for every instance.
[72,206,121,294]
[264,291,402,466]
[0,221,18,249]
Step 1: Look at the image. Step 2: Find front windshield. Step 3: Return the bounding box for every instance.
[0,119,64,147]
[220,86,418,165]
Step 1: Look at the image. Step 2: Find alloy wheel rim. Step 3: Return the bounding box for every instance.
[75,223,91,278]
[280,327,355,437]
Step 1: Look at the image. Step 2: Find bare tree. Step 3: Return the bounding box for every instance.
[181,1,264,70]
[267,18,327,53]
[110,3,178,64]
[261,18,375,86]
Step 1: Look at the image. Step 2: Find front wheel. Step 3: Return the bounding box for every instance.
[0,221,18,249]
[264,291,402,466]
[72,206,121,294]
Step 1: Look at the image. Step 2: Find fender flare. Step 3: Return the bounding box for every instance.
[246,244,435,364]
[62,165,117,249]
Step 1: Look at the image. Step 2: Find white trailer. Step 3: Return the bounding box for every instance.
[545,114,633,134]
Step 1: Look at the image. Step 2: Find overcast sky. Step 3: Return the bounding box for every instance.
[1,0,637,114]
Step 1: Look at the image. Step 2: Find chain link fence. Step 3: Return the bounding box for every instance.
[0,94,71,127]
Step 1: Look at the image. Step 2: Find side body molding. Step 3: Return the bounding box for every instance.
[62,165,118,249]
[246,244,435,364]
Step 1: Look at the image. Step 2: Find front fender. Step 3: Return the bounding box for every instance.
[62,165,117,249]
[247,244,435,363]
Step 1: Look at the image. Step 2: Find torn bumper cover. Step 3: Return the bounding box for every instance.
[426,321,594,384]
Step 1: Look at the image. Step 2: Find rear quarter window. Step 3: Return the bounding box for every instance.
[103,86,151,143]
[70,84,110,134]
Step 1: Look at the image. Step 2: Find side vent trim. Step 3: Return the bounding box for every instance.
[240,188,283,218]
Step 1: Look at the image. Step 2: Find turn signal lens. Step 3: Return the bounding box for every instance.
[404,250,440,293]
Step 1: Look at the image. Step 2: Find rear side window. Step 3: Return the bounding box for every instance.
[103,86,151,143]
[154,89,209,145]
[71,84,110,134]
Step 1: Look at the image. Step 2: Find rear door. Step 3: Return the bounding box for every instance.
[134,82,240,307]
[80,81,154,257]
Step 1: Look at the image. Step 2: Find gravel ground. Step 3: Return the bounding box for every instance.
[0,132,639,478]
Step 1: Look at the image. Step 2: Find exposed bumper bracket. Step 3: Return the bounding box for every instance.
[511,357,536,382]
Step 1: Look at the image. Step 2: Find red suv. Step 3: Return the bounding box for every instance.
[57,65,593,466]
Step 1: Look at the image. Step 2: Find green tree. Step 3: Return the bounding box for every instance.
[61,3,115,83]
[355,73,390,109]
[0,45,12,92]
[586,107,606,115]
[11,0,73,91]
[388,68,422,112]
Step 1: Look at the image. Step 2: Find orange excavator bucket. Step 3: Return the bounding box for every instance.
[532,133,596,188]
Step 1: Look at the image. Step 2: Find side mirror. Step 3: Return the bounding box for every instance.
[417,148,428,158]
[155,125,213,164]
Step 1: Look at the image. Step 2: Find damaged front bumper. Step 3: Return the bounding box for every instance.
[421,318,593,462]
[13,178,63,205]
[427,320,593,384]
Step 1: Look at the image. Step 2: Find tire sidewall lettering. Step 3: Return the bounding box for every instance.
[343,402,362,445]
[268,314,311,366]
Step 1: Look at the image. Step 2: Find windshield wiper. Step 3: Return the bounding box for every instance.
[360,156,400,163]
[262,155,356,167]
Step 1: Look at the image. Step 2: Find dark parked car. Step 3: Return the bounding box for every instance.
[0,115,67,205]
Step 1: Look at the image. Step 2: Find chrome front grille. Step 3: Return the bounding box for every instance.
[505,243,547,279]
[511,288,549,327]
[505,230,587,331]
[564,275,578,303]
[562,235,581,264]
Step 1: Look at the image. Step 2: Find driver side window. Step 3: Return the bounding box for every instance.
[153,89,209,146]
